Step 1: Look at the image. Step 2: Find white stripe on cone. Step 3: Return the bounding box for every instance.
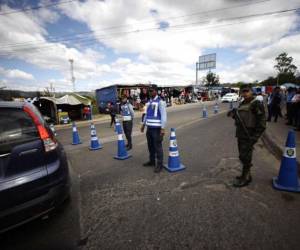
[91,136,98,141]
[118,134,123,140]
[72,127,77,132]
[170,131,176,137]
[283,147,296,158]
[169,151,179,157]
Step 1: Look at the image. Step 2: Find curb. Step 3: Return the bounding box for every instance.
[262,130,300,173]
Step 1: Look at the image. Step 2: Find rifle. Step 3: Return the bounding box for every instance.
[228,108,251,139]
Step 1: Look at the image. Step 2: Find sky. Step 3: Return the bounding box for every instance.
[0,0,300,92]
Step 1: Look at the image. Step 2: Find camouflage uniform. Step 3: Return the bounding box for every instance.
[231,96,266,186]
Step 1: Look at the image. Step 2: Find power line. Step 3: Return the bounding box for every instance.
[0,6,298,57]
[0,0,271,48]
[0,0,78,16]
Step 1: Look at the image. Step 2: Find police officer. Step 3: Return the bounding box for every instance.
[141,85,167,173]
[120,96,134,150]
[228,85,266,187]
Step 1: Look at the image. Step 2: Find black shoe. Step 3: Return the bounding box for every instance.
[233,174,252,187]
[143,161,155,167]
[233,168,252,187]
[126,145,132,151]
[154,166,162,173]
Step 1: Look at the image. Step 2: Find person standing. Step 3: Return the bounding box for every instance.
[286,87,296,125]
[141,84,167,173]
[120,96,134,150]
[268,87,282,122]
[107,102,116,127]
[228,85,266,187]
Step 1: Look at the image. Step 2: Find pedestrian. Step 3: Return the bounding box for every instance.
[227,85,266,187]
[255,92,264,103]
[291,89,300,129]
[107,102,116,127]
[267,87,281,122]
[286,87,296,125]
[141,84,167,173]
[120,96,134,150]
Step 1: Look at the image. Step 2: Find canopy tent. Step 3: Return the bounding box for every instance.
[37,93,91,124]
[281,83,298,89]
[40,93,91,106]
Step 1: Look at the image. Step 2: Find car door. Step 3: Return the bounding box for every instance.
[0,106,48,212]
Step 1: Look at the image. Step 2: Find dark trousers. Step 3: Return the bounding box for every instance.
[110,114,116,127]
[146,128,163,167]
[287,102,293,124]
[238,138,254,169]
[123,120,133,147]
[268,105,280,122]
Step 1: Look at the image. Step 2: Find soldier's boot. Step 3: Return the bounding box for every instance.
[233,167,252,187]
[235,164,252,180]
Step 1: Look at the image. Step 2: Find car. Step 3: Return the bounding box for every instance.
[221,93,239,102]
[0,101,70,233]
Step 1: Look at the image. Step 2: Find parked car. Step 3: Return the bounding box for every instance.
[0,101,70,233]
[221,93,239,102]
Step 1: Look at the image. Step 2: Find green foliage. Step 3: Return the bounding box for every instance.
[204,72,220,86]
[274,52,297,75]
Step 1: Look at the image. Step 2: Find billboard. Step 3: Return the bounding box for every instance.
[198,53,216,70]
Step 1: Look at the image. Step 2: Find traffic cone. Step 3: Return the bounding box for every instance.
[114,125,131,160]
[72,121,81,145]
[272,130,300,193]
[164,128,186,172]
[213,103,219,114]
[50,123,57,136]
[115,118,123,134]
[202,105,208,118]
[89,123,103,150]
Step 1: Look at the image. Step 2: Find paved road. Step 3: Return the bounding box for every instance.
[1,102,300,250]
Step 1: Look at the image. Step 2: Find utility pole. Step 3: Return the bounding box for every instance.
[69,59,75,92]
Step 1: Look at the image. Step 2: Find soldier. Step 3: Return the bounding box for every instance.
[141,84,167,173]
[228,85,266,187]
[120,96,134,150]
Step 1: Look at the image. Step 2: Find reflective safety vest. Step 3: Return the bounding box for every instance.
[121,103,132,121]
[145,97,162,128]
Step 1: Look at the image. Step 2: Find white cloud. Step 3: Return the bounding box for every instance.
[0,4,109,86]
[0,67,34,80]
[1,0,300,91]
[218,33,300,83]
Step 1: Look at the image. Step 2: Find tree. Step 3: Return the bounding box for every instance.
[274,52,297,75]
[204,72,220,86]
[274,52,297,84]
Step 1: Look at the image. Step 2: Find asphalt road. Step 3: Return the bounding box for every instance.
[1,102,300,250]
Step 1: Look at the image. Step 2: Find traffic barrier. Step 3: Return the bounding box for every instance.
[272,130,300,193]
[71,121,82,145]
[50,124,57,136]
[213,103,219,114]
[164,128,186,172]
[89,123,103,150]
[114,124,131,160]
[202,105,208,118]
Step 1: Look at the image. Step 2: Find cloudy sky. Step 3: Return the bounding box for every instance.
[0,0,299,91]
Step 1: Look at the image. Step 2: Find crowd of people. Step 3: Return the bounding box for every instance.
[266,86,300,131]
